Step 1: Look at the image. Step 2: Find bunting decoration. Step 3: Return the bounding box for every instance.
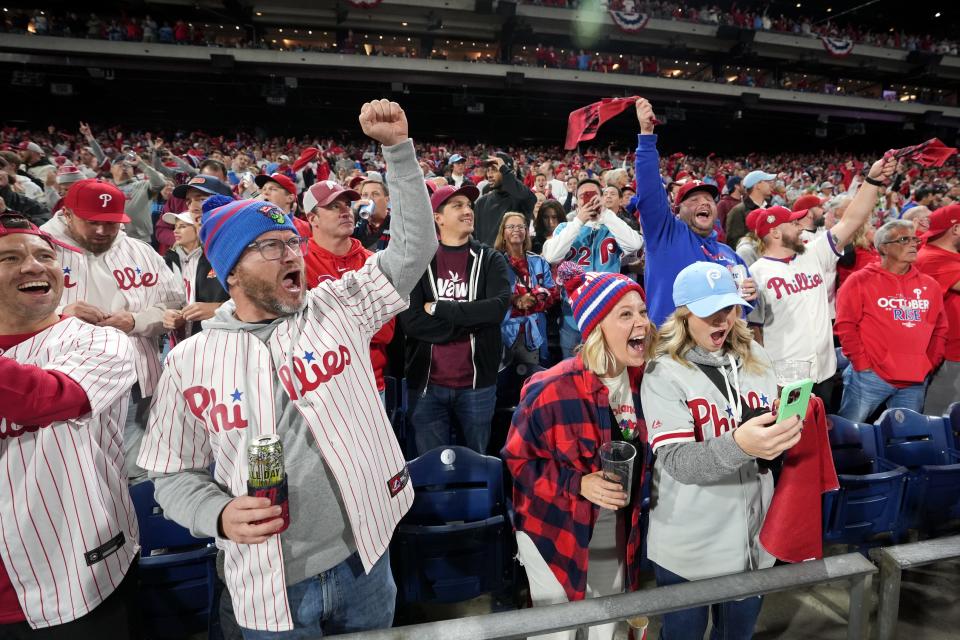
[821,36,854,57]
[609,11,650,34]
[345,0,383,8]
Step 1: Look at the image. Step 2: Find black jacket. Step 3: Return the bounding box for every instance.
[472,167,536,247]
[163,248,229,336]
[399,239,511,393]
[0,185,51,226]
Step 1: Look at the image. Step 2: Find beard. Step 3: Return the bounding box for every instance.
[233,266,306,317]
[784,236,807,254]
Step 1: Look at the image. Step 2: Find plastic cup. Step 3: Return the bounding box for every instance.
[772,359,812,387]
[599,441,636,504]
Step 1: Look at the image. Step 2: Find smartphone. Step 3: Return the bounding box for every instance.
[777,378,814,423]
[579,192,596,206]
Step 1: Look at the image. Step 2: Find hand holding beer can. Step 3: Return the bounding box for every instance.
[729,264,748,298]
[352,200,374,220]
[248,434,290,533]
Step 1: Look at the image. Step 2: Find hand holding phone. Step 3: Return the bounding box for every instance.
[776,378,813,423]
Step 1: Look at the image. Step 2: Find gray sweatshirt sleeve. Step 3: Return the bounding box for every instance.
[655,434,754,485]
[373,139,438,299]
[88,137,105,165]
[151,469,234,539]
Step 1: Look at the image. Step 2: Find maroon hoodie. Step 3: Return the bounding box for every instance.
[836,262,948,387]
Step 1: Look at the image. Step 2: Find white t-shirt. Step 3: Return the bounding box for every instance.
[600,369,638,439]
[748,231,842,382]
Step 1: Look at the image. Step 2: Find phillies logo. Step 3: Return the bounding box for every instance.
[113,266,158,290]
[183,386,248,432]
[766,272,824,299]
[278,346,352,400]
[687,391,766,439]
[258,204,286,225]
[99,193,113,208]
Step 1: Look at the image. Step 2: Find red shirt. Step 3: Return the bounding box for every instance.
[303,238,395,391]
[915,244,960,361]
[0,322,92,623]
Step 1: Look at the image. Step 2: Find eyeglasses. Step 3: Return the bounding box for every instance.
[503,224,526,231]
[246,236,308,260]
[881,236,921,246]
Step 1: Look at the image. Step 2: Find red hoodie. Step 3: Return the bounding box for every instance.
[303,238,395,391]
[836,262,948,387]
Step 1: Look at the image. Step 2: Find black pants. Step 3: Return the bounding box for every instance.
[0,561,141,640]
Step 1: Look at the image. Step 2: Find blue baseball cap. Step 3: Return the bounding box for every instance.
[673,262,752,318]
[448,154,465,165]
[743,170,777,190]
[172,174,234,199]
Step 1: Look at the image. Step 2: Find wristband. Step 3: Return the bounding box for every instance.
[864,176,885,187]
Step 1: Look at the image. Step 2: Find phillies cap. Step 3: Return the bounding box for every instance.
[302,180,359,212]
[743,170,777,190]
[430,183,480,212]
[673,261,751,318]
[18,141,44,155]
[674,180,719,207]
[448,154,466,165]
[0,212,81,252]
[923,204,960,240]
[62,179,130,223]
[56,165,84,186]
[792,195,827,212]
[172,175,234,199]
[254,172,297,195]
[747,205,807,239]
[161,211,199,226]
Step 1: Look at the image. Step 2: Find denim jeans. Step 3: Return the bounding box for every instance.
[559,324,581,360]
[653,563,762,640]
[410,384,497,455]
[239,551,395,639]
[838,366,927,423]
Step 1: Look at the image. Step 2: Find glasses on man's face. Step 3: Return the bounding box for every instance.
[246,236,308,261]
[504,224,526,232]
[881,236,921,246]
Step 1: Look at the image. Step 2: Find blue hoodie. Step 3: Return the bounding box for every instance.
[634,134,748,327]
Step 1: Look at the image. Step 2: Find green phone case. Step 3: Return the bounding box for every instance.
[777,378,814,422]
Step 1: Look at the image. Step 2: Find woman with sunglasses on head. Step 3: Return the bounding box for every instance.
[495,211,559,366]
[641,261,803,640]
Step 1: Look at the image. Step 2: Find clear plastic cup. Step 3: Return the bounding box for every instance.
[599,441,636,505]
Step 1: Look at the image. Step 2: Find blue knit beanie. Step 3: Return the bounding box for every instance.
[557,262,645,339]
[200,199,298,291]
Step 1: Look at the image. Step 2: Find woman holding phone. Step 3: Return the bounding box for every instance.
[641,261,802,640]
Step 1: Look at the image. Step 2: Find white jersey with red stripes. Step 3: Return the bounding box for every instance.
[0,318,139,629]
[138,258,412,632]
[40,219,185,396]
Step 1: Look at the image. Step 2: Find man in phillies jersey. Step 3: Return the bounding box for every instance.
[915,205,960,414]
[400,183,510,455]
[41,179,183,482]
[138,100,438,637]
[302,179,396,404]
[541,178,643,357]
[837,220,948,421]
[0,213,141,637]
[748,155,896,402]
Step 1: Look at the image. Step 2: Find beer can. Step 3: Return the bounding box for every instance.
[729,264,748,297]
[247,434,290,533]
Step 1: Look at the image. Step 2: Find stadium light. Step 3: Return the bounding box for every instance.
[934,12,941,17]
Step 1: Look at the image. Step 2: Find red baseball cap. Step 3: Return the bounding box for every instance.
[0,212,81,252]
[254,172,297,195]
[792,195,827,212]
[674,180,719,207]
[302,180,359,212]
[430,183,480,213]
[922,204,960,240]
[747,205,807,238]
[62,179,130,223]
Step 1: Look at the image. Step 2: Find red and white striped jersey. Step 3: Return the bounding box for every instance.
[138,258,412,632]
[0,318,140,629]
[40,220,185,396]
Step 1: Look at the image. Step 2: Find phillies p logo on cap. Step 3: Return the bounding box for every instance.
[63,179,130,224]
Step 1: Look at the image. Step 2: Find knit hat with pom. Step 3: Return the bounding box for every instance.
[557,261,645,338]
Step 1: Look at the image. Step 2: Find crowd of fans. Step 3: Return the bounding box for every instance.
[1,97,958,640]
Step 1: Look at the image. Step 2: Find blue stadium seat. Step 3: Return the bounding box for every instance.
[391,446,515,606]
[130,480,218,639]
[946,401,960,451]
[875,408,960,534]
[822,415,909,547]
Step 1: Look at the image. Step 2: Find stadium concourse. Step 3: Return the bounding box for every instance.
[1,1,960,639]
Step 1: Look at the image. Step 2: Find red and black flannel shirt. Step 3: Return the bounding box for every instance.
[502,354,647,602]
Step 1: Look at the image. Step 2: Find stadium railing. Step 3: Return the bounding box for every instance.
[329,552,876,640]
[871,534,960,640]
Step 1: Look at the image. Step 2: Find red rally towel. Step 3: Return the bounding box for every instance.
[759,396,839,563]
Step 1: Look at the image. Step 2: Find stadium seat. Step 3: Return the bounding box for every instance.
[391,446,515,607]
[875,408,960,534]
[130,480,218,639]
[822,415,909,547]
[946,402,960,451]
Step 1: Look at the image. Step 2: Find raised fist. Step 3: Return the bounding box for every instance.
[358,99,409,147]
[635,98,657,135]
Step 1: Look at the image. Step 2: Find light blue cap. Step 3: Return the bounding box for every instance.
[743,170,777,190]
[448,154,465,165]
[673,261,752,318]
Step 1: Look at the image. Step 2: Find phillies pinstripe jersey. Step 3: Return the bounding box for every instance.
[40,217,184,396]
[0,318,139,629]
[137,259,413,632]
